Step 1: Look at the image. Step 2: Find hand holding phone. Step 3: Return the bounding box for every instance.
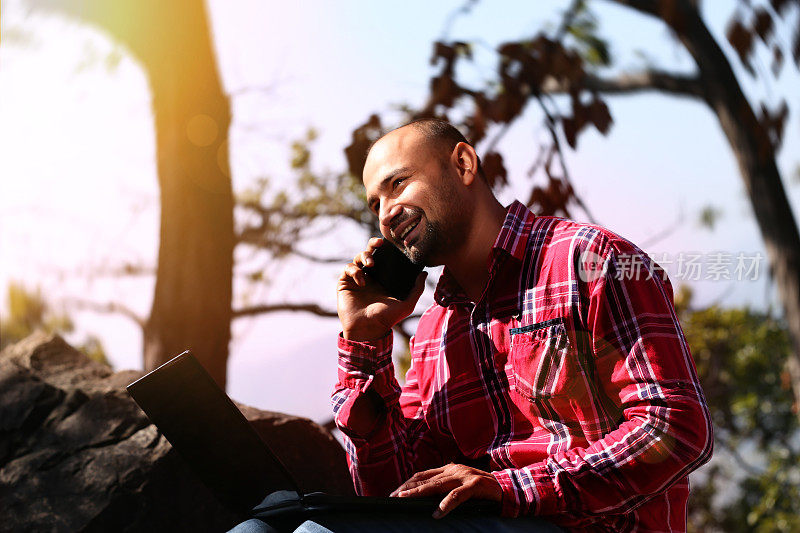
[337,237,426,342]
[362,240,425,300]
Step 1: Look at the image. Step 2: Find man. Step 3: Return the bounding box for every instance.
[332,119,713,531]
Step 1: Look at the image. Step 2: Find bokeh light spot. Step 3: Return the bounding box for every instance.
[186,114,218,147]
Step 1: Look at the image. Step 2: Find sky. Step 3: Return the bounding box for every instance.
[1,0,799,422]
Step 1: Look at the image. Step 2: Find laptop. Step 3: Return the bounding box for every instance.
[126,351,500,522]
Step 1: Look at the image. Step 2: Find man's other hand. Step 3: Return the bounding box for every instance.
[337,237,427,342]
[390,463,502,519]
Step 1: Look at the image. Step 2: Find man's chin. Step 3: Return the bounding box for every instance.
[404,243,441,268]
[403,244,426,266]
[402,222,443,267]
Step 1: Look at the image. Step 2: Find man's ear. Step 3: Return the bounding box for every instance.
[452,142,479,186]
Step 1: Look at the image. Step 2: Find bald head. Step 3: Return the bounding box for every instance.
[366,119,485,181]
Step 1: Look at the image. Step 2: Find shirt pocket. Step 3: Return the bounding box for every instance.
[508,320,578,401]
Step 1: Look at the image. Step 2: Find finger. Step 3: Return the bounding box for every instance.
[391,466,446,496]
[343,263,367,287]
[394,474,456,498]
[355,250,374,268]
[367,236,384,251]
[433,485,472,519]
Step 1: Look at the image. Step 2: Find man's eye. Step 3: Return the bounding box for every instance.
[392,178,406,190]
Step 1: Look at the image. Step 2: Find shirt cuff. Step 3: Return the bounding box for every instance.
[338,332,392,372]
[334,332,397,440]
[492,463,560,517]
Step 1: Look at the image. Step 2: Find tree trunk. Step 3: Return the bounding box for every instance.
[32,0,235,388]
[681,14,800,413]
[620,0,800,411]
[139,2,233,388]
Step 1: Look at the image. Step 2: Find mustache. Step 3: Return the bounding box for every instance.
[389,207,424,239]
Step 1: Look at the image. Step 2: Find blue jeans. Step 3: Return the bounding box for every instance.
[229,512,563,532]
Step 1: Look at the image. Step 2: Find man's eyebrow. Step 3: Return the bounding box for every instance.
[367,166,413,209]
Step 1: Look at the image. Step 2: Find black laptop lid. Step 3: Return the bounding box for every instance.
[127,351,300,511]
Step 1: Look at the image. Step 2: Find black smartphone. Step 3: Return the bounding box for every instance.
[362,241,424,300]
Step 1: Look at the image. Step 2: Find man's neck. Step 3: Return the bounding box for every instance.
[444,198,508,303]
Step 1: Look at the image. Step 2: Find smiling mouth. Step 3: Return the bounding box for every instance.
[398,219,419,242]
[395,217,422,246]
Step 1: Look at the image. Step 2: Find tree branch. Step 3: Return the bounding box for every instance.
[65,298,146,330]
[541,70,705,99]
[232,302,339,319]
[608,0,662,18]
[439,0,478,40]
[537,94,598,223]
[75,263,156,278]
[228,81,281,98]
[290,249,350,264]
[640,207,685,248]
[235,201,373,244]
[555,0,584,40]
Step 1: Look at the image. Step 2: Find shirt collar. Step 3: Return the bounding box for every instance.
[433,200,535,306]
[491,200,536,262]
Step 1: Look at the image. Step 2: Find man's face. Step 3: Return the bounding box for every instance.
[363,127,467,266]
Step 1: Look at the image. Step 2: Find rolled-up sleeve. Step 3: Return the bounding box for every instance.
[333,333,444,496]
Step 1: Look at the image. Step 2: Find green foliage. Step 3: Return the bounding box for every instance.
[0,281,111,367]
[565,1,611,67]
[698,205,722,230]
[1,282,72,347]
[236,128,376,274]
[678,287,799,532]
[1,25,39,47]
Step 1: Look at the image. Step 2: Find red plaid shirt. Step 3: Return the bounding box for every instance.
[333,201,713,531]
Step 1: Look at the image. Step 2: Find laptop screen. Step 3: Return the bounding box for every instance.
[127,351,300,511]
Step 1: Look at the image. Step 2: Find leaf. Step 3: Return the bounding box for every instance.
[453,41,473,60]
[344,114,383,177]
[290,141,310,169]
[562,116,579,149]
[104,46,124,72]
[589,97,613,135]
[726,19,756,75]
[526,186,551,214]
[429,73,462,108]
[753,8,774,44]
[482,151,508,189]
[431,41,455,66]
[794,17,800,68]
[466,94,490,144]
[566,11,611,67]
[583,36,611,66]
[770,0,793,17]
[497,42,525,59]
[758,100,789,149]
[771,44,784,76]
[1,25,39,47]
[490,88,526,124]
[698,205,722,229]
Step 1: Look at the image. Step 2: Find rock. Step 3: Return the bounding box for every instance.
[0,332,353,532]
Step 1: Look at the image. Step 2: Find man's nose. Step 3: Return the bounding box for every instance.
[379,203,403,231]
